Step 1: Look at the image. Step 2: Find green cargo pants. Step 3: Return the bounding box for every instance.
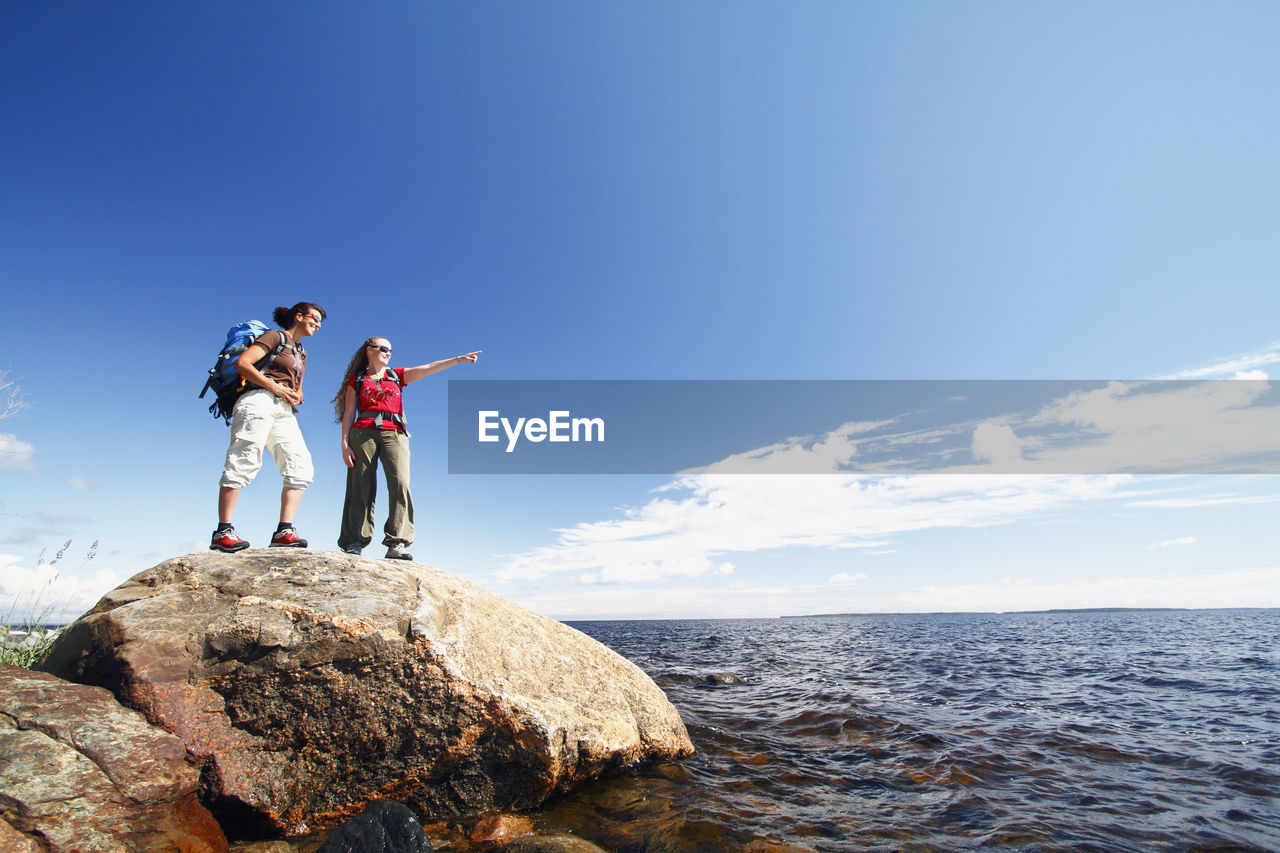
[339,428,414,549]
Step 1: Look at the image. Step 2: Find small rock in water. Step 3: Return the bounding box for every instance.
[316,800,431,853]
[469,813,535,844]
[703,672,745,684]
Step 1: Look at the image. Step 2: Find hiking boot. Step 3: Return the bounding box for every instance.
[210,528,250,553]
[342,543,363,555]
[270,527,308,548]
[385,542,413,561]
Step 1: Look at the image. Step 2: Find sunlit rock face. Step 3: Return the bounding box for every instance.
[0,664,228,852]
[38,551,693,837]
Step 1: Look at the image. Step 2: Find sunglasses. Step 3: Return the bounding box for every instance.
[368,344,392,354]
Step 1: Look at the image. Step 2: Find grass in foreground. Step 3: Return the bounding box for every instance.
[1,539,94,669]
[0,629,58,668]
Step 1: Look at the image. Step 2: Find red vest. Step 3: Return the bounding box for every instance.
[350,368,406,431]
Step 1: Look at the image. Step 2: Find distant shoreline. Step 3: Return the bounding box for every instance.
[563,606,1279,624]
[788,606,1279,618]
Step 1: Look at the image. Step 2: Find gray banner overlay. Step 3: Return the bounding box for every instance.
[447,380,1280,475]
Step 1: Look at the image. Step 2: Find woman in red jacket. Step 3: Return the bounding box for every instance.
[331,337,480,559]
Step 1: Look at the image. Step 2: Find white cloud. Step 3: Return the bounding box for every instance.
[498,346,1280,615]
[578,553,734,585]
[1147,536,1198,550]
[501,473,1133,582]
[0,433,36,470]
[1019,380,1279,474]
[0,553,121,624]
[971,421,1024,465]
[677,378,1280,478]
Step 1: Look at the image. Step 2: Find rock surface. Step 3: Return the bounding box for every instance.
[0,664,228,853]
[38,551,693,837]
[0,818,44,853]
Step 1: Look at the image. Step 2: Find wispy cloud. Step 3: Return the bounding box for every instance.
[507,567,1280,620]
[64,476,100,491]
[1148,536,1198,550]
[1162,341,1280,380]
[1127,493,1280,509]
[0,513,92,547]
[899,568,1280,614]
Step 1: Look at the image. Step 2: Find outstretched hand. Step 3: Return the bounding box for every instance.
[402,351,484,385]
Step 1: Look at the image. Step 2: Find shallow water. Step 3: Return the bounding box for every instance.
[298,609,1279,852]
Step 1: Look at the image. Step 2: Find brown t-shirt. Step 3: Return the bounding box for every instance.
[252,330,306,392]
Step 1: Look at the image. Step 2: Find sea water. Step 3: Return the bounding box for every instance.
[517,610,1279,852]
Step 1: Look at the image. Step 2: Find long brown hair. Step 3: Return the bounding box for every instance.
[331,337,382,422]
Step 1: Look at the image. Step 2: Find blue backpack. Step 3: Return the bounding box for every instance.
[198,321,298,424]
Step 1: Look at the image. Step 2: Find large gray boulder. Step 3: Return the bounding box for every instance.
[0,664,228,852]
[38,551,693,837]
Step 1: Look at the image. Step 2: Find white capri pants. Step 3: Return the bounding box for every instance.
[219,388,315,490]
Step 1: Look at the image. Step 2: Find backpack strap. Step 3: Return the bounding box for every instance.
[253,330,295,380]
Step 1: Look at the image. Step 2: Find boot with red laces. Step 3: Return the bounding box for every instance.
[210,526,250,553]
[270,525,308,548]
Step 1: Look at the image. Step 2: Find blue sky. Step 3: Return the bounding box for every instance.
[2,2,1278,620]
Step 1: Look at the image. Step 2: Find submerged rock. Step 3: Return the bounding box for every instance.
[0,664,228,853]
[316,800,431,853]
[502,835,611,853]
[469,812,534,844]
[38,551,693,836]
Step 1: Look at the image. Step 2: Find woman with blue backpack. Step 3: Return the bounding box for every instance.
[332,336,481,559]
[210,302,326,553]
